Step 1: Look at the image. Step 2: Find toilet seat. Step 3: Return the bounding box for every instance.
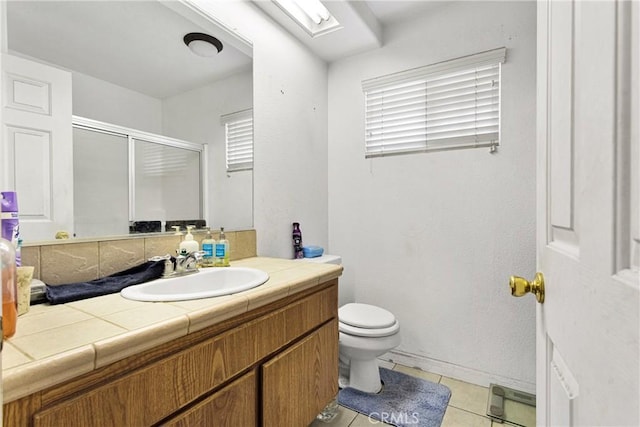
[339,321,399,337]
[339,303,399,338]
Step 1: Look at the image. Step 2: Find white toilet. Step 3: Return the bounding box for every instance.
[338,302,400,393]
[298,254,401,394]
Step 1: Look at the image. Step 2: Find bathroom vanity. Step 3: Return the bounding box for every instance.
[2,257,341,426]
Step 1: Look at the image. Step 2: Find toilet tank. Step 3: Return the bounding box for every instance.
[297,254,342,265]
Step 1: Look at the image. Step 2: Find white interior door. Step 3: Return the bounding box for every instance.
[536,0,639,425]
[1,54,73,241]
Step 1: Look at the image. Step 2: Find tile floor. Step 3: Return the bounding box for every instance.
[310,360,535,427]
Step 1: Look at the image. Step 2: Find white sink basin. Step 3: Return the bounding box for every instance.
[120,267,269,302]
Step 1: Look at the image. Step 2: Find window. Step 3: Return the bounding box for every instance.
[221,109,253,172]
[363,48,506,158]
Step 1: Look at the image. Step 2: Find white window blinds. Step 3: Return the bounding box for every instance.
[363,48,506,158]
[221,109,253,172]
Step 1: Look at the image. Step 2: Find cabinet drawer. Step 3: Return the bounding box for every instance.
[162,370,257,427]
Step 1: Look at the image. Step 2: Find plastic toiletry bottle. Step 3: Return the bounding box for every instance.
[214,227,230,267]
[179,225,199,254]
[1,191,21,266]
[1,237,17,339]
[292,222,303,259]
[201,227,215,267]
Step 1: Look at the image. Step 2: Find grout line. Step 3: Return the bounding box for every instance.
[446,404,494,422]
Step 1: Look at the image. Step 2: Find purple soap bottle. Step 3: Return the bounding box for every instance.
[1,191,20,266]
[292,222,303,259]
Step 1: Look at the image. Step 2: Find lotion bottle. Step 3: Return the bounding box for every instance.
[179,225,199,254]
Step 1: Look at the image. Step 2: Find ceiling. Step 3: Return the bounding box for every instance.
[5,1,441,100]
[6,1,253,99]
[252,0,446,62]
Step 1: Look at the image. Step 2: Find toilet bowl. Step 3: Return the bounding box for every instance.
[297,255,401,394]
[338,303,400,393]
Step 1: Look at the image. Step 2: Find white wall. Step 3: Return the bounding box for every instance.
[162,70,253,230]
[328,1,537,390]
[191,0,329,258]
[72,71,163,134]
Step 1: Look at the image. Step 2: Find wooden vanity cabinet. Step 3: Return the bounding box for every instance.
[263,320,338,427]
[163,370,258,427]
[4,280,339,427]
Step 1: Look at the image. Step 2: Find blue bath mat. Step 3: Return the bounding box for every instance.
[338,367,451,427]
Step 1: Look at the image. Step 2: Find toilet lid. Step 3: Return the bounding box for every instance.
[339,303,396,329]
[339,319,400,338]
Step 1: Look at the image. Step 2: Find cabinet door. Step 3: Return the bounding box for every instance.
[262,320,338,427]
[162,370,257,427]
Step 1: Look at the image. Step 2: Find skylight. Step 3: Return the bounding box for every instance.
[272,0,341,37]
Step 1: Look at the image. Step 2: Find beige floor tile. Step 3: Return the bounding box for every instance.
[393,364,441,384]
[502,399,536,427]
[309,406,358,427]
[10,318,126,360]
[101,303,188,330]
[441,406,492,427]
[349,413,393,426]
[440,377,489,417]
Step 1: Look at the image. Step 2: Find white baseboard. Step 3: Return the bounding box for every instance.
[380,349,536,395]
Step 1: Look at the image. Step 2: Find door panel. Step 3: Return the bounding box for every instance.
[548,0,574,234]
[537,0,639,425]
[1,54,73,241]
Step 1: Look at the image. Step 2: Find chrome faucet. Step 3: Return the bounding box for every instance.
[149,252,203,278]
[175,251,203,274]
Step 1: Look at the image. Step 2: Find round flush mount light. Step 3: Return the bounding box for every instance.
[183,32,223,57]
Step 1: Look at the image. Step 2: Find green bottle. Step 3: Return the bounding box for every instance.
[214,227,230,267]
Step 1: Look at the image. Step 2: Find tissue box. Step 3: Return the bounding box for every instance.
[302,246,324,258]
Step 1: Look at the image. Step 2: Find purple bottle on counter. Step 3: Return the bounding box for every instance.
[292,222,303,259]
[1,192,20,266]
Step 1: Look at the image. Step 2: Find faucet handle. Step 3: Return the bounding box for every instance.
[148,254,172,262]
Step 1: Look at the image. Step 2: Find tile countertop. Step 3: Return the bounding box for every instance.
[2,257,342,403]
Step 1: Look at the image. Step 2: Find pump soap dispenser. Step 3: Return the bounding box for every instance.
[214,227,230,267]
[179,225,199,254]
[201,227,215,267]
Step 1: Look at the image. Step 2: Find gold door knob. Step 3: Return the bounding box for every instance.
[509,273,545,304]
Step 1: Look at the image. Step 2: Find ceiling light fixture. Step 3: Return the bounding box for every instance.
[183,32,223,57]
[272,0,340,37]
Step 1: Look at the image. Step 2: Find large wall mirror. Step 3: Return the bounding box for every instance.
[3,0,253,242]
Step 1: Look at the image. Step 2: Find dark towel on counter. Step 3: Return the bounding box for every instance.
[45,260,165,304]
